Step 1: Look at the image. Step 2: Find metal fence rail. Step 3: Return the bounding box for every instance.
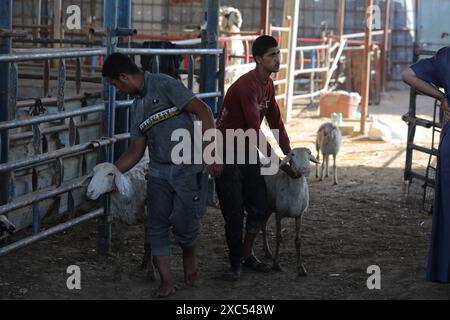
[291,39,347,104]
[402,47,442,214]
[0,208,104,256]
[0,47,110,255]
[0,43,225,257]
[0,48,106,62]
[116,47,226,114]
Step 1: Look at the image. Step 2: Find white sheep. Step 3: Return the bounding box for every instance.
[219,6,245,65]
[315,123,342,185]
[0,215,16,238]
[86,161,155,281]
[368,117,407,143]
[261,148,319,277]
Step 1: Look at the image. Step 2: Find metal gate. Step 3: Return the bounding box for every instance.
[0,0,225,257]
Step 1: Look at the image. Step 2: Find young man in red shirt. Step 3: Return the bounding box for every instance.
[215,35,306,281]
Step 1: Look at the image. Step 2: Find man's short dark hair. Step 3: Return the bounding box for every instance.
[102,52,141,80]
[252,35,278,60]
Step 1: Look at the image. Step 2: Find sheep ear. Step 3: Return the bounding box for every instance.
[309,154,320,164]
[82,171,94,186]
[280,154,292,167]
[115,174,131,196]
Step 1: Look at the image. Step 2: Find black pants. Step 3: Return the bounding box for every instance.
[215,164,269,268]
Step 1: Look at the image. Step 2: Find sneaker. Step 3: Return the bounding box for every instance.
[241,255,271,273]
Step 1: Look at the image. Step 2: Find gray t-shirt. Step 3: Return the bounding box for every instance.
[130,72,203,179]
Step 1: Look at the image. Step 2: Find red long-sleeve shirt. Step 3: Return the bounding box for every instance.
[217,70,291,156]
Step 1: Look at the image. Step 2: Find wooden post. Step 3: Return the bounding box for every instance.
[380,0,390,92]
[285,0,300,122]
[360,0,373,134]
[260,0,270,35]
[35,0,42,41]
[53,0,62,45]
[337,0,345,39]
[52,0,62,67]
[277,0,293,120]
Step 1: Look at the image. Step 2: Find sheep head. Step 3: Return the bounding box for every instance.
[318,122,339,138]
[86,163,132,200]
[219,7,243,33]
[281,148,320,177]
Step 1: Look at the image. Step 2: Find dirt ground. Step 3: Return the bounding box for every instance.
[1,91,450,300]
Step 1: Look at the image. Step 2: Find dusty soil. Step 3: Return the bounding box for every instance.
[1,91,450,300]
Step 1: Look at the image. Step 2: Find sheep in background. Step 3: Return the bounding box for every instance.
[262,148,319,277]
[86,161,155,281]
[0,215,16,238]
[368,116,407,143]
[316,123,342,185]
[219,6,245,65]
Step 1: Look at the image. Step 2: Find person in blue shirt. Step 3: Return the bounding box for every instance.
[403,46,450,283]
[102,53,222,297]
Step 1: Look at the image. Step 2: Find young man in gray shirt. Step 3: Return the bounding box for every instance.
[102,53,222,298]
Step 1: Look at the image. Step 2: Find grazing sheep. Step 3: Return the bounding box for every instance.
[86,161,155,281]
[262,148,319,276]
[316,123,342,185]
[0,215,16,238]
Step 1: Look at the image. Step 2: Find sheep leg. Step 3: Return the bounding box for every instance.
[112,224,123,282]
[333,154,338,185]
[141,242,149,269]
[325,155,330,178]
[144,241,156,282]
[272,215,283,272]
[295,216,307,277]
[320,153,326,181]
[142,227,156,282]
[315,151,321,179]
[262,213,273,259]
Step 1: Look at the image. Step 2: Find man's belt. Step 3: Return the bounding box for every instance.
[138,106,182,134]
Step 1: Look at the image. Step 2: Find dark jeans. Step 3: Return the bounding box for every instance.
[427,121,450,283]
[215,164,269,268]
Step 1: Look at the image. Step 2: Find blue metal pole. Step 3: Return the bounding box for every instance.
[201,0,219,113]
[114,0,132,161]
[0,0,12,206]
[201,0,220,206]
[99,0,118,255]
[118,0,132,31]
[102,0,118,153]
[310,49,316,107]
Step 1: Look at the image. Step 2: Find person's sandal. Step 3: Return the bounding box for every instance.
[242,255,271,273]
